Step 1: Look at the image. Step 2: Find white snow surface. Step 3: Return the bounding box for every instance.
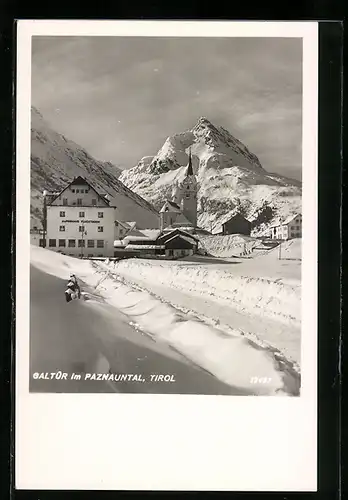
[119,117,302,234]
[30,246,300,395]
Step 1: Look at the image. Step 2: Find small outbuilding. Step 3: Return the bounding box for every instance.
[220,213,251,236]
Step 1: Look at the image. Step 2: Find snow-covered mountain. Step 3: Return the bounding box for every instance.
[119,117,302,234]
[30,107,159,229]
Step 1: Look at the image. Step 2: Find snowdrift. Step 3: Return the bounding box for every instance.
[30,246,300,396]
[104,258,301,328]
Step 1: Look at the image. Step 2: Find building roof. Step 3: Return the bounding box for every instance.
[159,200,182,213]
[186,148,194,177]
[140,229,162,239]
[220,211,251,226]
[48,176,111,206]
[114,240,126,247]
[157,228,200,243]
[123,235,151,242]
[269,213,301,228]
[282,213,302,225]
[165,234,194,245]
[125,244,165,250]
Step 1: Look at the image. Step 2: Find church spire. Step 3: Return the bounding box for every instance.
[186,148,193,176]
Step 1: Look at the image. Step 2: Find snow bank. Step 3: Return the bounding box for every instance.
[200,234,259,258]
[105,258,300,327]
[30,246,300,396]
[90,267,299,396]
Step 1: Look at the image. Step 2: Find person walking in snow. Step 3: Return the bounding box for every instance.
[68,273,81,299]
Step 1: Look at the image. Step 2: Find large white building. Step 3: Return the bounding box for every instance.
[44,176,117,257]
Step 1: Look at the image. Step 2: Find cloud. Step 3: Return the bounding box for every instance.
[31,36,302,178]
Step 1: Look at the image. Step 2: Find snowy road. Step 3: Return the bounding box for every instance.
[30,265,248,395]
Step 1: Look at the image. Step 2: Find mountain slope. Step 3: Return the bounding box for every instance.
[119,117,302,234]
[30,107,159,229]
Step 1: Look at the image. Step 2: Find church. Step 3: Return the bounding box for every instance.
[159,149,198,233]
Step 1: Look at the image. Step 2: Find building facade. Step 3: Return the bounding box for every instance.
[221,213,251,236]
[270,214,302,240]
[45,176,117,257]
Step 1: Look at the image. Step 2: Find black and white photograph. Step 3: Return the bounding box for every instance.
[28,34,304,396]
[16,20,318,491]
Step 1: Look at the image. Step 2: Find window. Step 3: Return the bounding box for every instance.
[72,189,75,193]
[77,198,82,206]
[68,239,75,248]
[33,225,37,230]
[49,239,56,247]
[63,198,68,205]
[115,221,118,227]
[185,194,190,199]
[76,189,79,193]
[39,239,44,247]
[78,240,85,247]
[119,229,123,235]
[97,240,104,248]
[79,211,85,218]
[59,239,66,247]
[87,240,94,248]
[85,189,89,193]
[98,212,104,218]
[79,226,85,232]
[92,199,97,206]
[60,211,65,217]
[59,226,65,232]
[98,226,104,232]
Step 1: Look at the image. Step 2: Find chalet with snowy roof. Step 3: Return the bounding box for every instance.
[113,227,200,259]
[269,213,302,240]
[42,176,117,258]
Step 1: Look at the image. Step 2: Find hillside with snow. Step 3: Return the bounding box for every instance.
[119,117,302,234]
[30,107,159,229]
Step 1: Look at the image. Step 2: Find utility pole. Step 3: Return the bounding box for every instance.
[278,240,282,260]
[81,230,87,259]
[42,190,47,248]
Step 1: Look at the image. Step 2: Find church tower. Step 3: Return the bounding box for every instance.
[179,149,197,227]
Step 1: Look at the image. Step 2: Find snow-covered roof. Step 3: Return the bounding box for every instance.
[220,211,250,226]
[114,240,126,247]
[140,229,162,239]
[123,235,151,242]
[164,234,195,246]
[125,244,165,250]
[269,213,301,228]
[159,200,182,213]
[158,228,199,243]
[282,213,302,225]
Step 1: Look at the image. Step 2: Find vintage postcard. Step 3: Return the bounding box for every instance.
[16,20,318,491]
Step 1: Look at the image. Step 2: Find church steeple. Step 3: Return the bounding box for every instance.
[178,148,197,228]
[186,148,194,177]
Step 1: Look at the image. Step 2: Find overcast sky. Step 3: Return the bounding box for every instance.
[31,36,302,180]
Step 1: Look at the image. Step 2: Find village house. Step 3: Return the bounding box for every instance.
[269,213,302,240]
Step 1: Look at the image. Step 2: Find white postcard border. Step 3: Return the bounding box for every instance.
[16,20,318,491]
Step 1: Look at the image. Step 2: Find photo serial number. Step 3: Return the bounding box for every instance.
[32,372,176,383]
